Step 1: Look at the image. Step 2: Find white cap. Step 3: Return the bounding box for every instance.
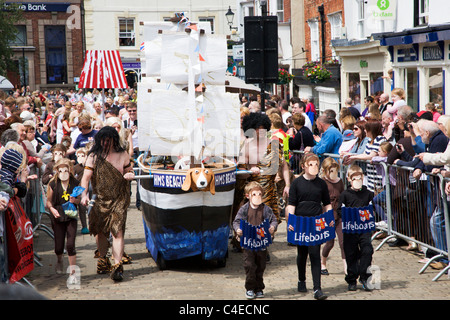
[20,111,34,121]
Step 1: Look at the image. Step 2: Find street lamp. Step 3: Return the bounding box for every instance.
[225,6,238,31]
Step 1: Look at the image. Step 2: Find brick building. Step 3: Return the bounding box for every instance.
[292,0,345,115]
[7,0,84,91]
[303,0,344,63]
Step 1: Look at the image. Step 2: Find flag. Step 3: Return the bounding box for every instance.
[240,219,272,251]
[287,210,335,246]
[342,205,376,234]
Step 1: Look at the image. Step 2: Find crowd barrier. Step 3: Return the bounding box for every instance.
[0,165,54,286]
[290,150,449,282]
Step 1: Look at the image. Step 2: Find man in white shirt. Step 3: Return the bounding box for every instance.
[278,100,291,125]
[291,102,312,132]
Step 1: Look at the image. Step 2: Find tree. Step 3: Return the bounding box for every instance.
[0,1,23,76]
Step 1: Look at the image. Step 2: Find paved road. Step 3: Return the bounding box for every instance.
[25,182,449,302]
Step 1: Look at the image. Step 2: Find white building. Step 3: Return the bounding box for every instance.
[83,0,236,88]
[334,0,450,113]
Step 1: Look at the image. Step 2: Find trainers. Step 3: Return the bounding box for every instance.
[255,291,264,298]
[298,281,307,292]
[359,279,372,291]
[245,290,255,299]
[348,283,357,291]
[314,289,328,300]
[375,221,388,228]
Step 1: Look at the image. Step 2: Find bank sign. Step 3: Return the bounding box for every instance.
[368,0,397,20]
[4,2,71,12]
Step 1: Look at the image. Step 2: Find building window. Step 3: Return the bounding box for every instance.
[199,17,215,34]
[119,18,135,47]
[370,72,384,96]
[349,73,361,106]
[11,25,27,46]
[405,68,418,112]
[328,12,342,60]
[45,26,67,84]
[415,0,429,26]
[308,19,320,62]
[357,0,365,39]
[276,0,284,22]
[428,68,443,112]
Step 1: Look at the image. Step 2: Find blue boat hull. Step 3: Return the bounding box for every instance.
[139,167,236,266]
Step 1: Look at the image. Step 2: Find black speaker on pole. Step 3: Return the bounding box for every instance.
[244,15,278,85]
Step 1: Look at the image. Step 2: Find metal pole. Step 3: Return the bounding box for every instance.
[260,2,267,113]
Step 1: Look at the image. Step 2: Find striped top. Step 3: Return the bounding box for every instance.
[364,135,386,192]
[364,135,386,157]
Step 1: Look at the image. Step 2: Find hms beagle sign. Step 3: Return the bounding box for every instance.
[4,2,71,12]
[153,171,236,189]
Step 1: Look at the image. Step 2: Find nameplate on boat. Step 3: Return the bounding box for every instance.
[153,171,236,189]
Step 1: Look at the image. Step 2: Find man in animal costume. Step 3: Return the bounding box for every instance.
[80,127,135,282]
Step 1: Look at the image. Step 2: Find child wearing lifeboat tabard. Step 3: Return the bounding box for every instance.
[233,181,277,300]
[337,164,374,292]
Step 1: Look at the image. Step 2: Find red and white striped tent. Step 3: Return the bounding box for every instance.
[78,50,128,89]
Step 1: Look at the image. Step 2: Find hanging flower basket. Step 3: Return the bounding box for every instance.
[278,68,294,84]
[302,61,332,84]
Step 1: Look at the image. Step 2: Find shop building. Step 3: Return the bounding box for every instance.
[7,0,84,91]
[375,24,450,113]
[332,0,450,114]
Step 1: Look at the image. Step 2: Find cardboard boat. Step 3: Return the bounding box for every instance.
[138,156,236,269]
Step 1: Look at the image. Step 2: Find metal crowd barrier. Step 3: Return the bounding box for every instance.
[289,149,449,281]
[132,151,449,281]
[18,165,54,287]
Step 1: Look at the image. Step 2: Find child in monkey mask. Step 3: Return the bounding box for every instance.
[46,158,81,277]
[320,157,346,276]
[233,181,278,300]
[337,164,374,292]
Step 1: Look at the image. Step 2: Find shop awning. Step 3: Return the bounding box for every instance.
[79,50,128,89]
[225,75,261,95]
[0,76,14,89]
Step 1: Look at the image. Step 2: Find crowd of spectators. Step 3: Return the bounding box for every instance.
[238,88,448,271]
[0,86,140,282]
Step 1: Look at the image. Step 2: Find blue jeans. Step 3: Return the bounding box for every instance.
[373,189,387,222]
[429,205,448,263]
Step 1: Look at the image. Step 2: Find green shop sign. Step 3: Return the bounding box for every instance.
[369,0,396,20]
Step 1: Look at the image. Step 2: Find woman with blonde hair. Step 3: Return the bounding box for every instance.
[104,116,133,155]
[386,88,406,120]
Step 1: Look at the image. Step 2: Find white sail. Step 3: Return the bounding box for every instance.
[138,18,239,159]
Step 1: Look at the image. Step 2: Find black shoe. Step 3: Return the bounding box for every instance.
[348,283,357,291]
[314,289,328,300]
[298,281,307,292]
[359,279,372,291]
[321,269,329,275]
[388,238,407,247]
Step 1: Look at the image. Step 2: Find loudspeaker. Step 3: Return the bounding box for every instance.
[244,16,278,84]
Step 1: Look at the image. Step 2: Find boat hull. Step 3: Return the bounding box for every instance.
[139,166,236,266]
